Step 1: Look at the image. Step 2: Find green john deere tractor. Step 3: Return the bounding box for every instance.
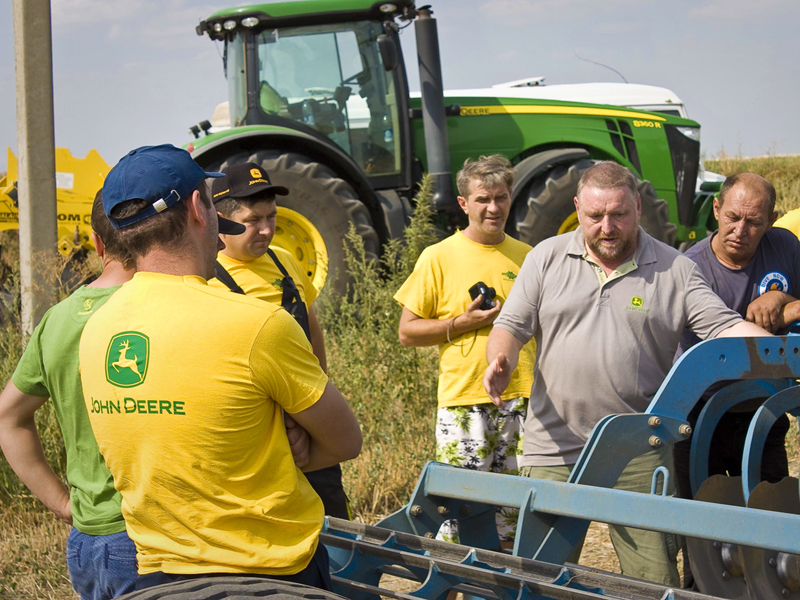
[191,0,705,292]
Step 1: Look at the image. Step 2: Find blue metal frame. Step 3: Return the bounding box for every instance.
[378,336,800,569]
[322,518,723,600]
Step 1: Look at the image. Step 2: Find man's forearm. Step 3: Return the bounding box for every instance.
[398,302,500,348]
[717,320,773,338]
[782,300,800,328]
[398,315,457,347]
[486,327,524,372]
[291,382,362,472]
[0,418,71,522]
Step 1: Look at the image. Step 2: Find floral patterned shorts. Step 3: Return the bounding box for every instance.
[434,397,528,543]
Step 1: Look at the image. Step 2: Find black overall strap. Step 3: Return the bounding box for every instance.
[214,261,245,295]
[265,248,294,283]
[265,248,312,342]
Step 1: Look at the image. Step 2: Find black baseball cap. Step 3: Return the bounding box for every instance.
[211,162,289,203]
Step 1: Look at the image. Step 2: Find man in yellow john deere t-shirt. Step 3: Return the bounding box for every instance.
[394,155,535,547]
[79,144,362,592]
[775,207,800,239]
[207,163,350,521]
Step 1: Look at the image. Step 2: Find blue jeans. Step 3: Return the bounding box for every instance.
[66,528,138,600]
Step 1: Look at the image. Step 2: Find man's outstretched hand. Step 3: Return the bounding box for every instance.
[484,352,512,408]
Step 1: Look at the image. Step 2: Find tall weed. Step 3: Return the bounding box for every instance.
[705,152,800,213]
[318,176,440,520]
[0,236,98,505]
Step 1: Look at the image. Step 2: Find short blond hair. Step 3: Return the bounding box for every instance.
[456,155,514,197]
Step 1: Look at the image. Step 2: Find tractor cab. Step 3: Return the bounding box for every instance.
[200,1,415,188]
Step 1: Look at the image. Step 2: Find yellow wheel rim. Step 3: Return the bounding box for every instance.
[557,211,580,236]
[273,207,328,291]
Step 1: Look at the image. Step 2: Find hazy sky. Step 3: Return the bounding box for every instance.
[2,0,799,172]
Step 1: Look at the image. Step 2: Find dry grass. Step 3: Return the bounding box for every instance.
[705,153,800,214]
[1,164,800,593]
[0,505,74,599]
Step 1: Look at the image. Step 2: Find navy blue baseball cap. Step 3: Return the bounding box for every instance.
[102,144,245,234]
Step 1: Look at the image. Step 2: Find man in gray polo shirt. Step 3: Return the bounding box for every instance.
[483,161,769,586]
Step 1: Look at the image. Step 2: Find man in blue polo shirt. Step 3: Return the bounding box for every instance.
[675,173,800,501]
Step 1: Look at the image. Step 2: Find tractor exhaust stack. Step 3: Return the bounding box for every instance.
[415,7,457,211]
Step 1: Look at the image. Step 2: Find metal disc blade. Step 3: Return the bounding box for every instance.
[741,477,800,600]
[687,475,751,600]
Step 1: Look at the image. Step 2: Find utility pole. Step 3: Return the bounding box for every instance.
[12,0,58,332]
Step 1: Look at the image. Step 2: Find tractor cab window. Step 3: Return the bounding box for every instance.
[245,21,400,176]
[225,34,247,129]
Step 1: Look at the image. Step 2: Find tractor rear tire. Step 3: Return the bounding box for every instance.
[210,151,380,295]
[118,577,348,599]
[514,158,677,247]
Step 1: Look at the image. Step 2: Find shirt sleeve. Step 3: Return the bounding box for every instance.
[11,312,51,398]
[250,309,329,413]
[787,234,800,297]
[682,261,743,339]
[393,248,439,319]
[293,263,318,307]
[492,250,541,344]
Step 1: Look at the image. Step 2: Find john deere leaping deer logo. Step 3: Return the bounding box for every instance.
[105,332,149,388]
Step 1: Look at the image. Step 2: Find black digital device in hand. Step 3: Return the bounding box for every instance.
[469,281,496,310]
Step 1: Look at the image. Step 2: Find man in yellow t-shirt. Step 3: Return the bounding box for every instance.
[208,162,350,521]
[394,155,535,546]
[80,144,361,592]
[775,207,800,239]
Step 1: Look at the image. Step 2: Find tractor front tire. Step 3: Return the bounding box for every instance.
[210,151,380,295]
[514,158,677,247]
[118,577,348,600]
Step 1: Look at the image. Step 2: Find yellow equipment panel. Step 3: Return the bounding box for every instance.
[0,148,111,255]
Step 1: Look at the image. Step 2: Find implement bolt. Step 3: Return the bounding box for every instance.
[438,506,450,516]
[649,436,663,448]
[714,542,722,550]
[410,505,423,517]
[722,571,731,581]
[424,532,435,539]
[648,416,662,428]
[771,558,778,568]
[460,505,472,517]
[679,424,693,436]
[783,589,790,598]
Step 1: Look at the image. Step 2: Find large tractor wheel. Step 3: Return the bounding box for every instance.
[210,151,380,295]
[118,577,348,599]
[514,158,677,247]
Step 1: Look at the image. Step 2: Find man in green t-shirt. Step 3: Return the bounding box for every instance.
[0,192,137,600]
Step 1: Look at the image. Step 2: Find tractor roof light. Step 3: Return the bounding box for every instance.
[223,20,237,31]
[213,22,223,33]
[241,17,260,27]
[380,3,398,12]
[676,126,700,142]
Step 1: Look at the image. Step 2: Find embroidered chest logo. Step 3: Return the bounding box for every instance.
[272,278,284,289]
[502,271,517,281]
[759,271,789,296]
[105,332,149,388]
[625,295,648,313]
[77,298,95,316]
